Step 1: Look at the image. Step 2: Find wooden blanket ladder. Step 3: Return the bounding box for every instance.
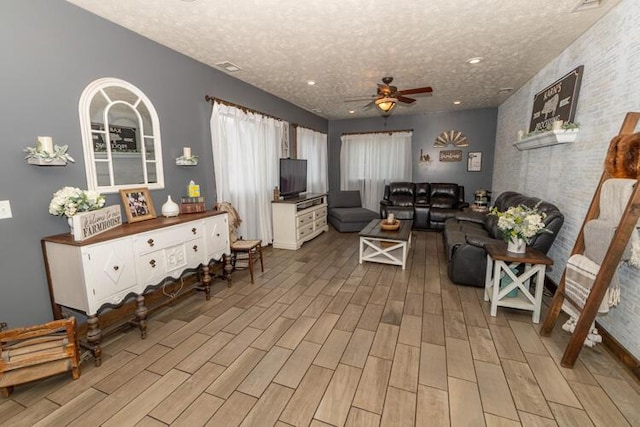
[540,112,640,368]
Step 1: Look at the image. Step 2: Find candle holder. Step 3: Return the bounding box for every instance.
[24,138,75,166]
[176,154,198,166]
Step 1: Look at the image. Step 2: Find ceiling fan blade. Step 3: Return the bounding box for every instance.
[397,95,416,104]
[362,101,375,110]
[399,86,433,96]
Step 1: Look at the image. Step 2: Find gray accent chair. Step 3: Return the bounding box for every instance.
[327,190,379,232]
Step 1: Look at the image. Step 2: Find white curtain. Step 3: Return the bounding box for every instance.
[296,126,328,194]
[210,102,287,243]
[340,131,412,211]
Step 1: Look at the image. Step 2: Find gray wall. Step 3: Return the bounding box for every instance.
[328,108,498,203]
[0,0,326,327]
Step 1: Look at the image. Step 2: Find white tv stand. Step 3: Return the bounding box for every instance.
[272,193,328,250]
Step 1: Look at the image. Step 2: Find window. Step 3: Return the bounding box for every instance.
[210,102,288,243]
[79,78,164,193]
[296,126,328,194]
[340,131,413,211]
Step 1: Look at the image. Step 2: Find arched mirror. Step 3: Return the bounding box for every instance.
[79,78,164,193]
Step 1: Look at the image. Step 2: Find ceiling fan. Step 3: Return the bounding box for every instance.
[349,77,433,115]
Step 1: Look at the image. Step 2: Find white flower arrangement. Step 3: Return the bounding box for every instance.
[49,187,105,218]
[490,203,552,243]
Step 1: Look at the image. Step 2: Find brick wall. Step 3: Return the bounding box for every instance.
[494,0,640,358]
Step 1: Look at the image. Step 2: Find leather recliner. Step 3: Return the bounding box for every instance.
[443,191,564,287]
[379,182,416,221]
[429,183,468,230]
[380,182,468,230]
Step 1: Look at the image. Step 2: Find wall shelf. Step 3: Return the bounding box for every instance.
[513,129,579,151]
[27,158,68,166]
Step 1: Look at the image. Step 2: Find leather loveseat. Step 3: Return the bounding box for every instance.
[380,182,468,230]
[443,191,564,287]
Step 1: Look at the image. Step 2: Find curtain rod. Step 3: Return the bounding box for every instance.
[204,95,284,122]
[341,129,413,136]
[293,123,327,135]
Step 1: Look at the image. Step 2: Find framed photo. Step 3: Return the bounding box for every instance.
[467,151,482,172]
[119,187,156,223]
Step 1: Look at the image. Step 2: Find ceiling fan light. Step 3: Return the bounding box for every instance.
[375,97,397,113]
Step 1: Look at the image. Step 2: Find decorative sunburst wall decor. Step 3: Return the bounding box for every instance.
[434,130,468,147]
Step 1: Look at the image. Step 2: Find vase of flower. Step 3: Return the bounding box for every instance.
[507,237,526,254]
[49,187,106,235]
[490,202,553,254]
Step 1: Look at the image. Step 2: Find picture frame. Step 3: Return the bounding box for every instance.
[467,151,482,172]
[119,187,156,223]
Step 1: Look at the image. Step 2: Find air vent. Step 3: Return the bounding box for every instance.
[215,61,242,73]
[572,0,603,12]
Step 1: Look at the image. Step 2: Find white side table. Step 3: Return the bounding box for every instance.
[484,243,553,323]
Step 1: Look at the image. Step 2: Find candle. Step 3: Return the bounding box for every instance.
[183,147,192,158]
[552,120,564,131]
[388,213,395,224]
[38,136,54,154]
[517,130,524,141]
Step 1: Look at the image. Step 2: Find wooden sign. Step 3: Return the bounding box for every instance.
[529,66,583,132]
[71,205,122,241]
[439,150,463,162]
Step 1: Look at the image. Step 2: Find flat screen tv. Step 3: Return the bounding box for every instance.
[279,158,307,199]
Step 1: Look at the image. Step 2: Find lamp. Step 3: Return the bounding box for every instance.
[375,97,397,114]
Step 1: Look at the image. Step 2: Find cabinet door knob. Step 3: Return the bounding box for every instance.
[216,233,220,237]
[147,238,154,247]
[192,227,197,235]
[113,265,119,271]
[149,259,156,267]
[193,245,198,252]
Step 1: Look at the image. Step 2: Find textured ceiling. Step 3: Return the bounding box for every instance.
[67,0,619,120]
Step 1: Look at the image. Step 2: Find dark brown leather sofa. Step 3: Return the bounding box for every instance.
[379,182,468,230]
[443,191,564,287]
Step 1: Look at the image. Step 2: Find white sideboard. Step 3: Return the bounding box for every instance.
[272,194,328,250]
[42,211,230,365]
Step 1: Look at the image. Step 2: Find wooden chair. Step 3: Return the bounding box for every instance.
[0,317,81,397]
[230,239,264,284]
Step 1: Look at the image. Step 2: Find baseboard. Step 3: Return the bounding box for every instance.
[544,276,640,381]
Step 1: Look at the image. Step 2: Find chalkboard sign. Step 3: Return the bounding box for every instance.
[91,123,139,152]
[529,66,583,133]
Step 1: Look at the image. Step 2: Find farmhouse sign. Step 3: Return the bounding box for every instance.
[71,205,122,241]
[439,150,463,162]
[529,65,584,133]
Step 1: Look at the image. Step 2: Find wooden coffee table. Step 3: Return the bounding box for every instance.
[359,219,412,269]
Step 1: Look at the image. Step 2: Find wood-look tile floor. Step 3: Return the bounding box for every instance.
[3,229,640,426]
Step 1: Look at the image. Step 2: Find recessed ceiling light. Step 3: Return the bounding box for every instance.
[466,57,483,65]
[453,101,461,105]
[348,110,355,114]
[307,80,316,86]
[215,61,241,72]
